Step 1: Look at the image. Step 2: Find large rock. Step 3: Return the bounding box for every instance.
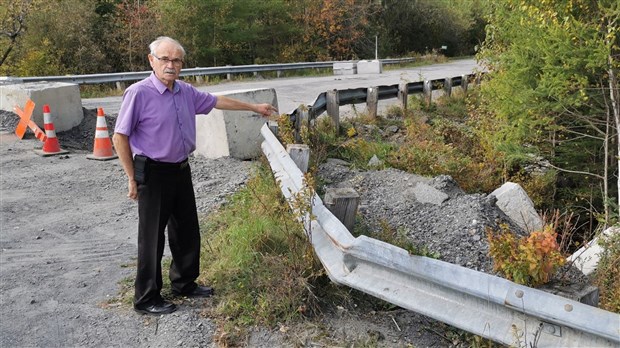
[195,88,278,160]
[490,182,543,233]
[0,82,84,132]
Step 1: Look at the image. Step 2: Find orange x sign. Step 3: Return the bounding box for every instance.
[14,99,47,142]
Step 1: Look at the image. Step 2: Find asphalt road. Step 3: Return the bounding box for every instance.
[83,58,480,115]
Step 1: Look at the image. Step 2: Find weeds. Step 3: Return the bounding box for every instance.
[199,162,324,341]
[487,224,565,287]
[595,228,620,313]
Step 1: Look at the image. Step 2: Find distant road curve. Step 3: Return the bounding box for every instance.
[83,58,480,116]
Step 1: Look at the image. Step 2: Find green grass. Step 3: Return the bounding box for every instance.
[198,162,324,328]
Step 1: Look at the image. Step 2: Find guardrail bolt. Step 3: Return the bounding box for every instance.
[515,290,524,298]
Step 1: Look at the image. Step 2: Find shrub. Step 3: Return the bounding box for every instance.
[487,224,566,287]
[595,229,620,313]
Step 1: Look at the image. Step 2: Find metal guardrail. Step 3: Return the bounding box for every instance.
[290,74,472,121]
[1,58,416,85]
[260,124,620,347]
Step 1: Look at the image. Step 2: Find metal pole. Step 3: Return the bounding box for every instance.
[375,35,378,60]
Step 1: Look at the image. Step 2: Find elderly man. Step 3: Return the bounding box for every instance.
[113,36,276,315]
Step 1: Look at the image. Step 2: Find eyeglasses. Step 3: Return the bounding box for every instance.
[152,54,183,66]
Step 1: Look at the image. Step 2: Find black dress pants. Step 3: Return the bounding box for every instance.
[134,159,200,306]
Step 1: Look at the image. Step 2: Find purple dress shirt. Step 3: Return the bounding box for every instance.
[114,73,217,163]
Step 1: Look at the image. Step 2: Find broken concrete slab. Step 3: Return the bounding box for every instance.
[568,226,618,275]
[490,182,543,233]
[0,82,84,132]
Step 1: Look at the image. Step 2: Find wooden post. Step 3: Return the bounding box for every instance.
[115,81,125,91]
[443,77,452,97]
[461,74,468,93]
[286,144,310,173]
[366,87,378,119]
[423,80,432,107]
[398,82,408,110]
[324,187,360,231]
[295,108,308,143]
[327,89,340,132]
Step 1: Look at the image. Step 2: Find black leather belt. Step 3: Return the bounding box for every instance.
[143,156,189,170]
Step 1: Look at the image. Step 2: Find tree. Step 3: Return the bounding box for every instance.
[287,0,378,61]
[0,0,39,71]
[477,0,620,228]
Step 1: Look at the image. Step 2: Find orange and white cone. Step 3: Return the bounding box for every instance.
[35,104,69,156]
[86,107,118,161]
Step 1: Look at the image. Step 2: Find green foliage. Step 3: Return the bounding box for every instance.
[487,224,566,287]
[2,0,485,74]
[595,228,620,313]
[476,0,620,228]
[199,163,323,331]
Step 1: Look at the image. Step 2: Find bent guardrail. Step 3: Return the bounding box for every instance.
[260,123,620,347]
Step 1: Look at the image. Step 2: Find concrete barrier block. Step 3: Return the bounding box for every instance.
[490,182,543,233]
[195,88,278,159]
[333,62,357,75]
[357,60,383,74]
[568,227,618,275]
[0,82,84,132]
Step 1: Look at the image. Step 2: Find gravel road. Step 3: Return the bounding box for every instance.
[1,108,459,347]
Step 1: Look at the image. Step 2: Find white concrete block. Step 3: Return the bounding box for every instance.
[0,82,84,132]
[568,227,618,275]
[333,62,357,75]
[357,60,383,74]
[490,182,543,233]
[195,88,278,160]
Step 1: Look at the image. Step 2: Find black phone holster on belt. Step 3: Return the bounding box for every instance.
[133,155,147,184]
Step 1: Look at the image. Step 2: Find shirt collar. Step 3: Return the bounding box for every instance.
[149,72,179,94]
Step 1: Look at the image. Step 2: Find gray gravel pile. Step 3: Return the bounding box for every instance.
[318,161,521,273]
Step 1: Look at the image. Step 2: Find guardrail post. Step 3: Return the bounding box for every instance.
[277,70,282,78]
[423,80,432,107]
[286,144,310,173]
[398,82,408,110]
[295,108,308,143]
[461,74,468,93]
[226,65,232,80]
[475,73,482,85]
[115,81,125,91]
[366,87,378,119]
[327,89,340,132]
[443,77,452,97]
[324,187,360,231]
[195,75,204,84]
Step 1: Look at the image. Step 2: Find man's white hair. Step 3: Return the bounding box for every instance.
[149,36,186,58]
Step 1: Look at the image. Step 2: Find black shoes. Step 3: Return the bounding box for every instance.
[173,285,215,298]
[134,300,177,315]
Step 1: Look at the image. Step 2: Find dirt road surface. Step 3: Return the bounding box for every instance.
[1,61,482,347]
[0,117,451,347]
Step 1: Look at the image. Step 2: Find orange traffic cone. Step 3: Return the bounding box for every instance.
[34,104,69,157]
[86,107,118,161]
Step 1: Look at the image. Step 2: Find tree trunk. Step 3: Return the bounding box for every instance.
[609,56,620,212]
